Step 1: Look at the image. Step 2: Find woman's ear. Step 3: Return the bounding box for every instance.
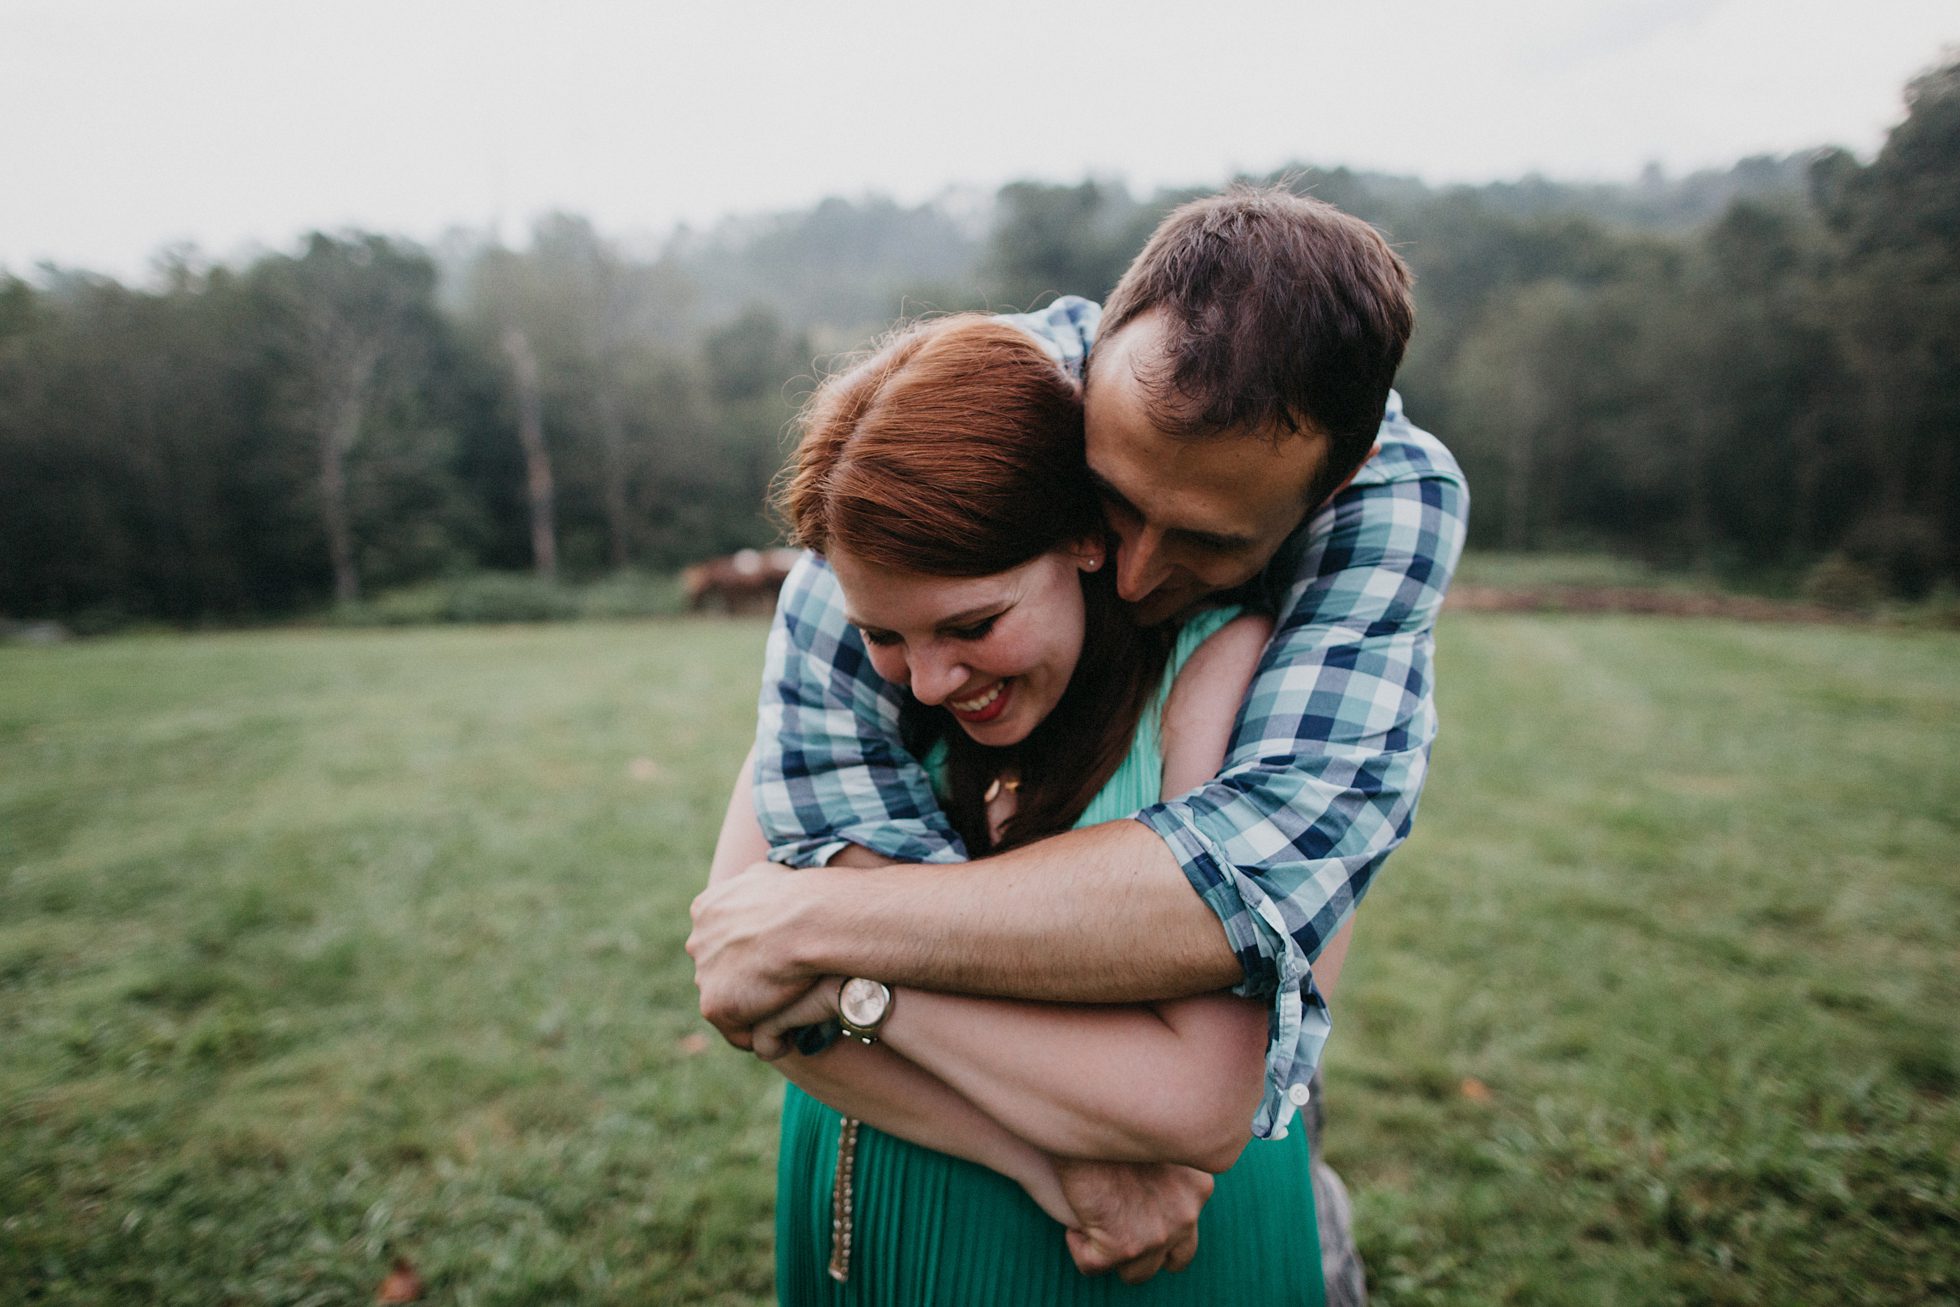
[1066,537,1105,573]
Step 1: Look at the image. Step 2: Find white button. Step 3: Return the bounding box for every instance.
[1269,1124,1288,1140]
[1288,1081,1312,1107]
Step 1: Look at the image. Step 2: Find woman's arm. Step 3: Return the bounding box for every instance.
[774,1036,1075,1226]
[707,746,765,886]
[874,984,1264,1172]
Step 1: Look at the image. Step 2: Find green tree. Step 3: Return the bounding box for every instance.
[1812,57,1960,592]
[983,180,1148,308]
[251,233,465,604]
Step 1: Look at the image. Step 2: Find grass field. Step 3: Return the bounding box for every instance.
[2,613,1955,1305]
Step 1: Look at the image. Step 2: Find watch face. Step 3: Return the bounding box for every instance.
[839,978,888,1028]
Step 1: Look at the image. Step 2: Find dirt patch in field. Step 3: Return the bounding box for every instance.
[1446,585,1850,624]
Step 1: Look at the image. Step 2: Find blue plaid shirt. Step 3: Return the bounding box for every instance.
[754,297,1469,1138]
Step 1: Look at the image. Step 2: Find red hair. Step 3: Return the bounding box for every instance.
[777,315,1168,852]
[780,316,1100,573]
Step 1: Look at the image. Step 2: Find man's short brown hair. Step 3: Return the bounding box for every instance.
[1096,185,1414,503]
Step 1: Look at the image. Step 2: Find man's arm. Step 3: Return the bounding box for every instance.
[694,821,1233,1009]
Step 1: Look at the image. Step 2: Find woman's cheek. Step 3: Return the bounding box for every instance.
[864,643,910,688]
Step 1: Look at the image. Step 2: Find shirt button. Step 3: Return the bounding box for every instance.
[1288,1082,1312,1107]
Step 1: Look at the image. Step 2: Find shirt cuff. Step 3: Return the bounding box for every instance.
[1134,805,1326,1140]
[763,820,970,870]
[790,1018,843,1057]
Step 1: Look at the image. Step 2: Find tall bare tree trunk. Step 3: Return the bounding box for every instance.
[500,327,557,581]
[318,344,379,606]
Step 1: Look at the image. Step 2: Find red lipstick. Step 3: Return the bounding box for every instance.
[949,679,1012,724]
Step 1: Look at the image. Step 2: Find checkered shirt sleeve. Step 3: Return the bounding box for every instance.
[995,295,1099,381]
[754,554,971,868]
[1135,419,1468,1137]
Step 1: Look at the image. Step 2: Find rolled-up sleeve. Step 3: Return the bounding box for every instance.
[1135,454,1469,1138]
[754,553,969,868]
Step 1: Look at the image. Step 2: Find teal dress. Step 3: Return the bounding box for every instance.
[777,608,1326,1305]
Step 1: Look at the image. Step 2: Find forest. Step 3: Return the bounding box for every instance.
[2,57,1954,627]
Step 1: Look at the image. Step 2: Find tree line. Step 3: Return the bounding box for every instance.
[2,58,1953,625]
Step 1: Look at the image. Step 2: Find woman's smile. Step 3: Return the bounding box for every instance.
[949,679,1012,724]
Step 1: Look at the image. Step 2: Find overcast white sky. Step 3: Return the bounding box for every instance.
[2,0,1953,279]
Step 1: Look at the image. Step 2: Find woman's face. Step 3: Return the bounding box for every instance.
[828,543,1097,748]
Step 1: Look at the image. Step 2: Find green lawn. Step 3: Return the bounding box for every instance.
[2,615,1955,1304]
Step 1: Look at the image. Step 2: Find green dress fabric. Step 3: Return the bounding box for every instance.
[776,607,1327,1306]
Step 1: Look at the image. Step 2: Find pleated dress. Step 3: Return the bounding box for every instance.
[776,608,1327,1306]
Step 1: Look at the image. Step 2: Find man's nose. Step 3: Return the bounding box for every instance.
[907,646,969,706]
[1114,526,1172,605]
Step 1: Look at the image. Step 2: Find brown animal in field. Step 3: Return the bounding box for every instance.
[683,548,800,614]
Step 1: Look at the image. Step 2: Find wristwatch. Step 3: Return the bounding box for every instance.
[836,977,895,1044]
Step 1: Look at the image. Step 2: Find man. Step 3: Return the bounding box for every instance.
[690,186,1468,1299]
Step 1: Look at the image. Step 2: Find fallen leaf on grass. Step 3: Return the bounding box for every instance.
[678,1032,711,1056]
[1460,1076,1494,1103]
[376,1257,424,1303]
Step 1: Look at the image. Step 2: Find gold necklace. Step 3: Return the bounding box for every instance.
[982,774,1022,803]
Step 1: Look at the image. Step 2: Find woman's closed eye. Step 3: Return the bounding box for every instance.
[944,614,1000,642]
[856,613,1000,647]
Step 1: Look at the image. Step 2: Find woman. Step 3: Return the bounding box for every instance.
[713,314,1328,1305]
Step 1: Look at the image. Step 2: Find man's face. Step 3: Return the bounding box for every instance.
[1084,312,1329,626]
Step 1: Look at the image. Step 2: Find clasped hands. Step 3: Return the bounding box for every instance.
[685,860,1213,1284]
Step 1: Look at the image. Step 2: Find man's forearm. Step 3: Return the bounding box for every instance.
[793,820,1241,1002]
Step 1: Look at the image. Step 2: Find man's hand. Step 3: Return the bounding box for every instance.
[687,860,818,1049]
[1053,1156,1213,1284]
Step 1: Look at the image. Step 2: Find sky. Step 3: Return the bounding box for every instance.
[2,0,1954,279]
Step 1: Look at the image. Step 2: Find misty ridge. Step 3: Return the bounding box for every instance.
[3,57,1955,627]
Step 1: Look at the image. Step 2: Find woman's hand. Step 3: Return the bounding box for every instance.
[749,975,845,1061]
[1054,1156,1211,1282]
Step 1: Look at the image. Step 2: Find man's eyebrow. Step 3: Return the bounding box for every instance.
[1086,468,1139,515]
[1174,525,1259,552]
[1086,469,1257,552]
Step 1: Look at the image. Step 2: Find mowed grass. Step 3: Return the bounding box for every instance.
[1,614,1954,1304]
